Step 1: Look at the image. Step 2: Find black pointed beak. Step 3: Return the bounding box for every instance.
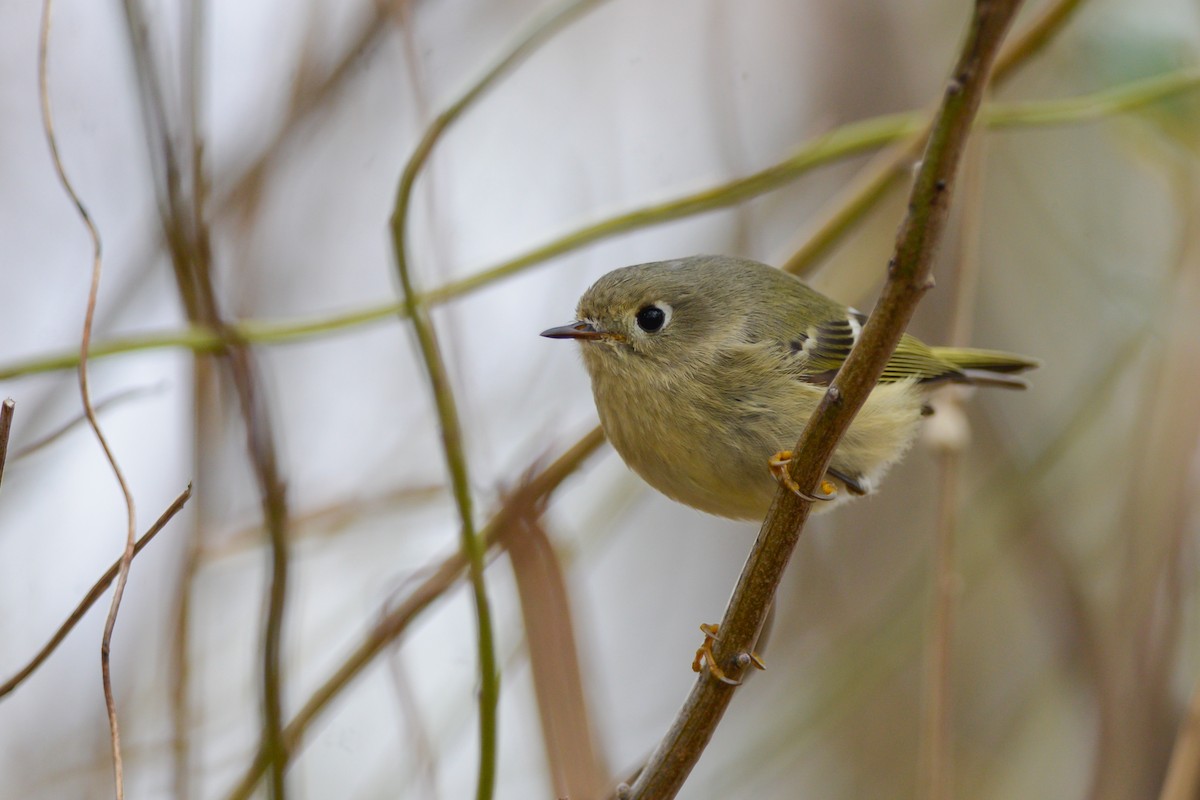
[540,321,605,340]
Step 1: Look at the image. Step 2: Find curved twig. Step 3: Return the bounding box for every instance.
[38,2,140,797]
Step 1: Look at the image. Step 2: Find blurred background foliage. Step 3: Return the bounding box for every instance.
[0,0,1198,798]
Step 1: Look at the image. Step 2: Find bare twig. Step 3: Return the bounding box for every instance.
[627,3,1025,796]
[38,3,141,797]
[0,486,192,699]
[222,427,605,800]
[0,399,14,491]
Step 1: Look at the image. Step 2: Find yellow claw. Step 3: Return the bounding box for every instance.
[692,623,765,685]
[768,451,838,502]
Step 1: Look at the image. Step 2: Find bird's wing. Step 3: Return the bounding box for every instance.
[782,308,964,386]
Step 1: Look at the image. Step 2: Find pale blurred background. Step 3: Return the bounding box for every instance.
[1,0,1198,798]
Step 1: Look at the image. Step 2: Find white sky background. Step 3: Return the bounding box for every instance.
[1,0,1199,798]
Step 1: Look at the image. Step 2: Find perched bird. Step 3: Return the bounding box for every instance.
[542,255,1037,519]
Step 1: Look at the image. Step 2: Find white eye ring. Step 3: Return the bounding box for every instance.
[634,301,672,333]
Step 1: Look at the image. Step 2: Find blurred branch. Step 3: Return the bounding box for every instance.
[173,5,207,796]
[388,5,607,797]
[0,485,192,699]
[198,483,444,559]
[922,131,988,800]
[9,384,164,461]
[992,0,1088,83]
[781,0,1089,275]
[223,3,395,219]
[1090,168,1200,800]
[223,426,606,800]
[506,513,609,799]
[0,399,14,492]
[627,3,1025,797]
[987,68,1200,127]
[39,2,141,797]
[119,0,293,793]
[1160,681,1200,800]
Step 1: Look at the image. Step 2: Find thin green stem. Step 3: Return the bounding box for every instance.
[388,3,606,799]
[4,67,1197,383]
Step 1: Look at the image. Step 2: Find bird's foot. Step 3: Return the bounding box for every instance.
[768,451,839,501]
[692,623,766,685]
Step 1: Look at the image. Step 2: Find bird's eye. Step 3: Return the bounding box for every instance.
[635,304,667,333]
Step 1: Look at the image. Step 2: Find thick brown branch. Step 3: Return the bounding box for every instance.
[626,2,1025,797]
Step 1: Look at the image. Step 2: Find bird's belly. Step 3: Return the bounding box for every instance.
[597,397,776,519]
[593,377,925,520]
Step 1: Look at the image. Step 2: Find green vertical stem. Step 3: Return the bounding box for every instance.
[386,3,606,798]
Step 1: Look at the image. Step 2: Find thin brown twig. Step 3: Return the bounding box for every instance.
[627,3,1025,796]
[0,399,14,491]
[38,3,140,797]
[222,426,605,800]
[0,486,192,699]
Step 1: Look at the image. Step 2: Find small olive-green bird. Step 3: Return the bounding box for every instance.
[541,255,1038,519]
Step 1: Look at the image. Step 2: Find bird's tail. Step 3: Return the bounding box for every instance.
[931,347,1040,390]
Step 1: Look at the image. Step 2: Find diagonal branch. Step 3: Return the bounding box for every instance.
[626,2,1026,796]
[221,427,605,800]
[0,486,192,699]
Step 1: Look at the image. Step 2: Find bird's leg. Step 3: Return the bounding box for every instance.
[768,451,838,501]
[692,623,766,685]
